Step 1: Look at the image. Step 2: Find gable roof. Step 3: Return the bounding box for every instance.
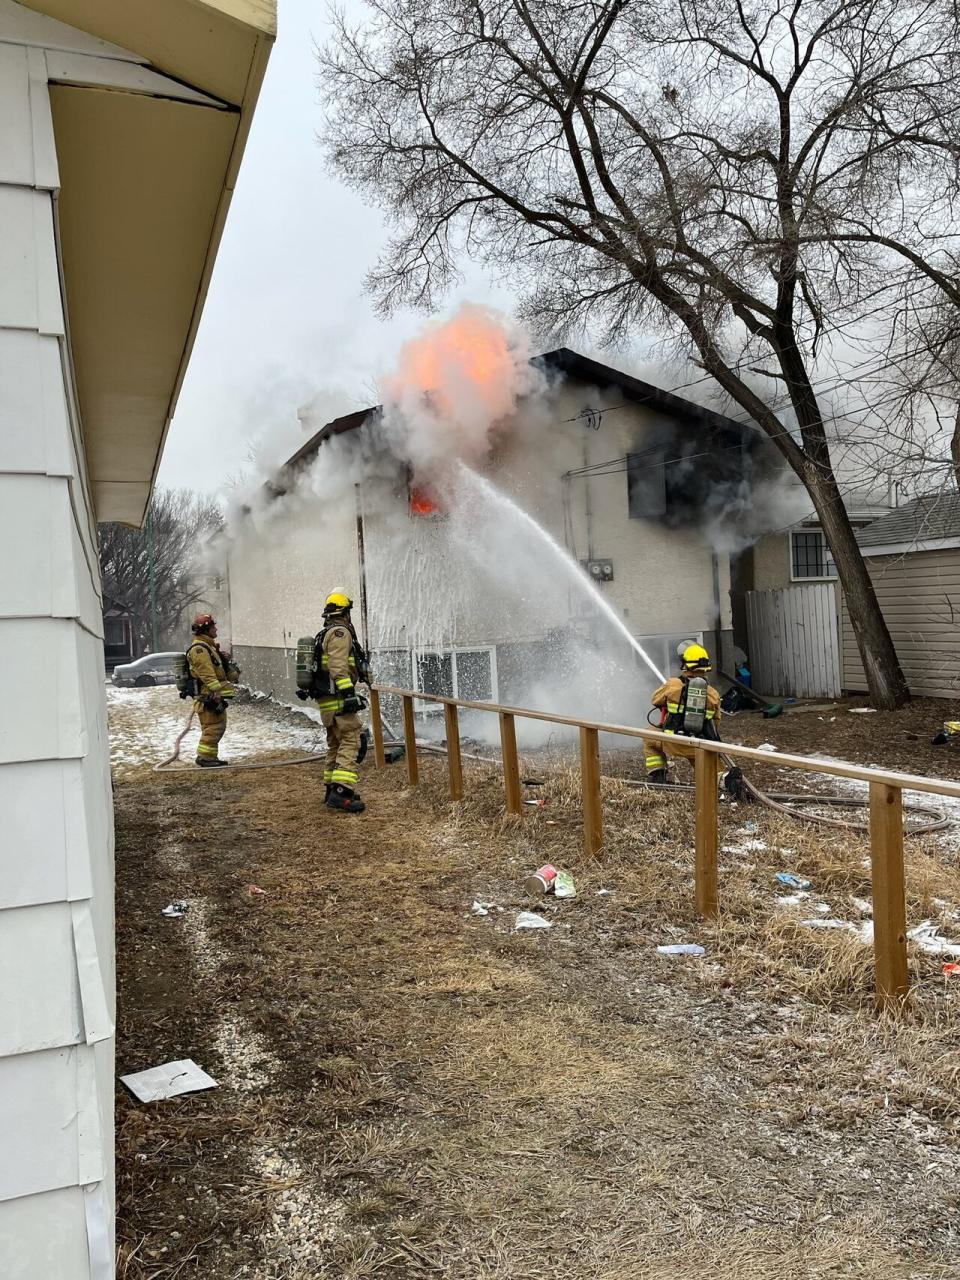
[858,491,960,553]
[283,346,749,473]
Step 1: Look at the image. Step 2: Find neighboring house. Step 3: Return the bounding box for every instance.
[0,3,272,1275]
[734,461,895,698]
[102,595,136,671]
[226,348,778,723]
[841,492,960,699]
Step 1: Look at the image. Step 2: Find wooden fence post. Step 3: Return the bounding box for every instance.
[499,712,521,814]
[869,781,908,1010]
[694,749,719,919]
[444,702,464,800]
[402,695,419,786]
[369,688,385,769]
[580,726,603,856]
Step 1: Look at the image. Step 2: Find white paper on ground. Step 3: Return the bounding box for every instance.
[515,911,552,930]
[657,943,705,956]
[71,900,113,1045]
[120,1059,218,1103]
[83,1181,112,1280]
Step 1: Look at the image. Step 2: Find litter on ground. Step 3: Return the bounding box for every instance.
[515,911,552,930]
[554,870,577,898]
[161,900,189,918]
[908,921,960,957]
[657,943,705,957]
[776,872,812,890]
[120,1059,218,1103]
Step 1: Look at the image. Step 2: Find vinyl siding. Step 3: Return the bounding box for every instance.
[0,19,116,1278]
[841,548,960,699]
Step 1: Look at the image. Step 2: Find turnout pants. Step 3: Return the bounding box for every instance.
[321,710,363,790]
[196,703,227,760]
[643,732,695,774]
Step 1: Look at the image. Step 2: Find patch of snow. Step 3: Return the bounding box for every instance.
[106,686,325,778]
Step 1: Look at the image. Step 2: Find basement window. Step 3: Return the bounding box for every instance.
[414,647,497,712]
[790,529,837,581]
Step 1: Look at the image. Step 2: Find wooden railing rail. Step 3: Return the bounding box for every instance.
[369,684,955,1010]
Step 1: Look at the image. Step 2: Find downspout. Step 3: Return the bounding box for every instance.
[355,482,370,647]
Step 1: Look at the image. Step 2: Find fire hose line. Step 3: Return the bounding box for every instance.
[384,740,950,838]
[152,708,327,774]
[154,721,950,835]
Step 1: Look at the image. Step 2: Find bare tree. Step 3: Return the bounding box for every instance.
[321,0,960,707]
[99,490,224,651]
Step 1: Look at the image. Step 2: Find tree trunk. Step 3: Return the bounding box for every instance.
[951,404,960,491]
[805,468,909,709]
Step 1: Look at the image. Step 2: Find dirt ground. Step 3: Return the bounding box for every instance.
[114,689,960,1280]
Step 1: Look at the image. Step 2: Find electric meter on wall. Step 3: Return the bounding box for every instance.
[583,558,614,583]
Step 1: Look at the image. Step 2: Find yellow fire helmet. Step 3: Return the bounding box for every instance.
[323,590,353,615]
[681,643,711,672]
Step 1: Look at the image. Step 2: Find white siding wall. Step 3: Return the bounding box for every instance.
[0,8,120,1277]
[840,547,960,699]
[229,385,725,659]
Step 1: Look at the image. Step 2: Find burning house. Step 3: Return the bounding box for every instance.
[224,313,778,732]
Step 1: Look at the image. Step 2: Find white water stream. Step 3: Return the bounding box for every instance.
[455,463,667,684]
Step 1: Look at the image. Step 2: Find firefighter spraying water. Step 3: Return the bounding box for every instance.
[644,642,750,800]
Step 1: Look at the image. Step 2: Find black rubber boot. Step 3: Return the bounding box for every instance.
[722,766,752,801]
[647,767,670,785]
[326,783,365,813]
[324,783,333,803]
[196,757,228,768]
[932,733,949,746]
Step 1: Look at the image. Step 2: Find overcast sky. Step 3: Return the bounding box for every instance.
[157,0,516,496]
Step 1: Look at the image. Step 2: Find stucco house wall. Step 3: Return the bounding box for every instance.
[228,372,735,711]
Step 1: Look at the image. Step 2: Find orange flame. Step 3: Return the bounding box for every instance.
[383,304,535,468]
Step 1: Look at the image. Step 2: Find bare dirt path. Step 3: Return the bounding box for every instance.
[115,692,960,1280]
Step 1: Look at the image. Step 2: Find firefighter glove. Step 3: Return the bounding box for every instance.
[340,691,367,715]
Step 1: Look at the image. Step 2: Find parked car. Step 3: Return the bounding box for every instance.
[112,651,182,688]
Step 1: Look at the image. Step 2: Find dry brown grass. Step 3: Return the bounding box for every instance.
[115,731,960,1280]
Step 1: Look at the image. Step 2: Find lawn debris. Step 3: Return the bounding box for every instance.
[554,870,577,899]
[776,872,812,891]
[161,900,189,918]
[515,911,552,930]
[120,1059,217,1103]
[524,864,558,895]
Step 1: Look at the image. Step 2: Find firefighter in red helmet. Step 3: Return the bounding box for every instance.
[186,614,239,767]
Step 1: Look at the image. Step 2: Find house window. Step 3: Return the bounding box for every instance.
[791,529,837,580]
[627,450,667,519]
[414,647,497,711]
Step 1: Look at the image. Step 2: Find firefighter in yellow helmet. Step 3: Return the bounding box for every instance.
[296,591,370,813]
[644,642,722,783]
[187,614,239,767]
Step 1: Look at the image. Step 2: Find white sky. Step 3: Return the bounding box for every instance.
[158,0,515,496]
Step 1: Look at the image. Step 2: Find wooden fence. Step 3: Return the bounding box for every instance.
[746,583,842,699]
[369,685,960,1012]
